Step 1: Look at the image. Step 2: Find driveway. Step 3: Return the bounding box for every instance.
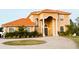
[0,37,77,49]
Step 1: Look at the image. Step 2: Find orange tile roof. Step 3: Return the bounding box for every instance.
[31,9,71,15]
[2,18,35,27]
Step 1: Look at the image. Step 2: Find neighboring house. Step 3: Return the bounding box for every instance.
[2,9,71,36]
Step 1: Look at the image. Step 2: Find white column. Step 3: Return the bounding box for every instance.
[56,18,58,36]
[41,21,42,33]
[52,20,55,36]
[42,18,45,37]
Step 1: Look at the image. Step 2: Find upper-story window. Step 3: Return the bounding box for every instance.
[60,15,64,21]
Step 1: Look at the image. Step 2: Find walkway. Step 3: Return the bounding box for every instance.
[0,37,77,49]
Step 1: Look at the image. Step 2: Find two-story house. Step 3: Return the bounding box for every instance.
[2,9,71,36]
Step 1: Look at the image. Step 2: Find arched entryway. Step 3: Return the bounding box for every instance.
[44,16,53,36]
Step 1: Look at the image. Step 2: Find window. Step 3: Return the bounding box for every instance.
[9,27,15,32]
[35,18,38,26]
[60,15,64,21]
[60,26,64,32]
[25,27,30,32]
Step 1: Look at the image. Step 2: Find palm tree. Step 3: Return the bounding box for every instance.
[66,19,76,35]
[76,17,79,26]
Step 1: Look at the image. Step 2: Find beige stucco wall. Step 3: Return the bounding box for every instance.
[58,14,70,32]
[29,14,41,33]
[29,14,39,23]
[30,26,35,32]
[30,12,70,36]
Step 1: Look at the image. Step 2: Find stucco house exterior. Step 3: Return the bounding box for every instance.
[2,9,71,37]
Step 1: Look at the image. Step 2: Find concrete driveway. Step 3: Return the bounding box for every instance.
[0,37,77,49]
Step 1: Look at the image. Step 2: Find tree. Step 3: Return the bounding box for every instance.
[65,19,76,35]
[74,17,79,36]
[76,17,79,26]
[0,27,3,32]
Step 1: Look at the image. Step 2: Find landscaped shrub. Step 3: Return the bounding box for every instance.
[5,32,14,38]
[4,26,43,38]
[37,33,42,37]
[32,31,38,37]
[58,32,67,36]
[5,30,41,38]
[23,31,29,38]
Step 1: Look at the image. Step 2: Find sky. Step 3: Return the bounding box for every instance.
[64,9,79,22]
[0,9,34,24]
[0,0,79,25]
[0,9,79,25]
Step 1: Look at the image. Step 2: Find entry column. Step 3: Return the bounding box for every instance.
[52,20,55,36]
[42,18,45,37]
[56,18,58,36]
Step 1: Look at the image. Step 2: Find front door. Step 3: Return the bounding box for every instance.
[44,28,48,36]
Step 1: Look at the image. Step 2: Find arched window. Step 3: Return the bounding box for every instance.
[60,26,64,32]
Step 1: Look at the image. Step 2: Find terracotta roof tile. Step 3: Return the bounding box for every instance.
[2,18,35,27]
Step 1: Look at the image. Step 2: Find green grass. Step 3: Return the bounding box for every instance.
[66,36,79,48]
[3,40,46,46]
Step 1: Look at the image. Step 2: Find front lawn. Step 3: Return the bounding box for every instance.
[66,36,79,48]
[3,40,46,46]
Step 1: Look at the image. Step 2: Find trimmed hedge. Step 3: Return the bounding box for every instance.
[58,32,68,36]
[5,31,42,38]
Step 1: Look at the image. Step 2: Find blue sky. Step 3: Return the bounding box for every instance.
[0,9,34,24]
[64,9,79,22]
[0,9,79,24]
